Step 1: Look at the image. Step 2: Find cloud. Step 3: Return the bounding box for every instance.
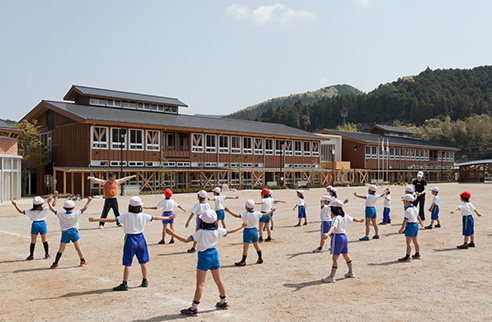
[226,4,316,25]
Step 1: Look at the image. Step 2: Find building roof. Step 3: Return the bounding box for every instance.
[63,85,188,107]
[319,129,459,151]
[40,101,321,140]
[455,159,492,167]
[0,120,23,135]
[368,124,416,135]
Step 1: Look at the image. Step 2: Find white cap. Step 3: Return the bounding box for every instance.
[402,194,414,202]
[368,185,377,192]
[200,209,217,224]
[417,171,424,177]
[331,199,344,208]
[321,195,331,202]
[245,199,255,209]
[405,186,414,193]
[331,188,338,193]
[212,187,221,193]
[385,187,391,192]
[129,196,144,207]
[198,190,207,198]
[326,185,333,190]
[63,200,75,209]
[269,189,273,195]
[296,190,304,195]
[431,187,439,192]
[33,196,44,205]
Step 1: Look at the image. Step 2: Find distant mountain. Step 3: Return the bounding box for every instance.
[0,118,16,125]
[224,84,364,120]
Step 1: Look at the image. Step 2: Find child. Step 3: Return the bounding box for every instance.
[11,194,56,260]
[425,187,441,229]
[293,190,308,226]
[208,187,239,229]
[353,185,386,241]
[313,195,333,253]
[165,209,247,317]
[225,200,275,266]
[89,196,175,290]
[321,199,364,283]
[450,191,482,249]
[380,188,392,225]
[398,194,424,261]
[404,186,415,196]
[257,188,285,242]
[185,190,211,253]
[47,194,92,268]
[144,188,186,244]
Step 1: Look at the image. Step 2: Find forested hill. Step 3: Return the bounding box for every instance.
[256,66,492,131]
[224,84,363,120]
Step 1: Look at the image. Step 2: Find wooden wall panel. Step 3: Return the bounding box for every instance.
[52,124,90,167]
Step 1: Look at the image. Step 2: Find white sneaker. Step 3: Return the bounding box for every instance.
[321,276,336,283]
[344,273,355,278]
[313,248,323,253]
[99,225,104,229]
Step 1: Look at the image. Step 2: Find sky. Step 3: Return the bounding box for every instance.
[1,0,492,121]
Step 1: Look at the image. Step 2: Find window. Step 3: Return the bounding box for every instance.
[365,146,371,159]
[40,132,52,161]
[275,140,284,155]
[254,138,263,155]
[294,141,302,156]
[92,126,108,149]
[205,134,217,153]
[219,136,229,153]
[146,130,160,151]
[122,101,136,109]
[303,142,311,156]
[312,142,319,156]
[111,128,127,149]
[165,106,178,114]
[107,99,121,108]
[243,137,252,154]
[371,146,377,159]
[137,103,150,111]
[389,147,395,160]
[166,133,175,150]
[90,97,106,106]
[192,134,204,152]
[177,133,189,151]
[284,140,293,156]
[129,129,144,150]
[231,136,241,154]
[265,139,273,155]
[153,105,164,112]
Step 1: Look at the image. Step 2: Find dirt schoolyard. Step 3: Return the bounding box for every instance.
[0,183,491,322]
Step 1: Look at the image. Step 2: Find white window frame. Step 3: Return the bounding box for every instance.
[90,97,106,106]
[219,135,229,153]
[303,141,311,156]
[231,136,241,154]
[137,103,151,111]
[205,134,217,153]
[294,141,302,156]
[243,137,252,154]
[146,130,160,151]
[192,133,204,153]
[91,126,108,149]
[284,140,293,156]
[128,129,144,150]
[365,146,371,159]
[275,140,284,155]
[254,138,263,155]
[312,142,319,157]
[111,128,127,150]
[107,99,121,108]
[265,139,273,155]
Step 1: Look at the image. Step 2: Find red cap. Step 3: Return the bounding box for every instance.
[165,188,173,198]
[261,188,270,195]
[460,191,471,199]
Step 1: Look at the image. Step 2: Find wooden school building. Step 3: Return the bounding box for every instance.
[21,85,342,197]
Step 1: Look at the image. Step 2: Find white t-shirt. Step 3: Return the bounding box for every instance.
[432,195,440,206]
[458,202,475,217]
[55,210,83,231]
[320,204,331,222]
[331,214,354,234]
[156,199,179,213]
[404,206,419,223]
[260,198,274,212]
[191,228,228,252]
[192,202,211,216]
[117,212,153,234]
[365,194,381,207]
[296,198,305,207]
[213,195,227,210]
[24,207,49,222]
[383,195,391,208]
[239,211,263,229]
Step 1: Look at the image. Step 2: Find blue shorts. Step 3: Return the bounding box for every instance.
[365,207,377,219]
[243,227,259,244]
[216,209,225,221]
[330,233,348,255]
[298,205,306,218]
[197,248,220,271]
[259,211,270,223]
[195,217,201,230]
[162,211,174,224]
[431,205,439,220]
[383,208,391,222]
[123,233,149,266]
[404,222,419,237]
[31,221,47,235]
[61,228,80,243]
[321,221,332,236]
[462,215,474,236]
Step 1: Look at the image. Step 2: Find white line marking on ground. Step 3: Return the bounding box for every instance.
[0,230,30,239]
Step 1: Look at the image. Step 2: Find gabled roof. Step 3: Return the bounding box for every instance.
[0,120,23,137]
[32,101,321,140]
[319,129,459,151]
[368,124,416,135]
[63,85,188,107]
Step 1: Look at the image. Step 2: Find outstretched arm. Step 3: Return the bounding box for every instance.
[323,225,336,239]
[178,205,186,212]
[185,213,194,228]
[154,214,175,221]
[274,199,286,204]
[116,175,137,184]
[224,207,241,218]
[47,197,57,214]
[165,228,192,243]
[89,217,117,223]
[353,218,364,223]
[449,207,460,214]
[143,206,158,210]
[226,196,239,199]
[228,221,248,234]
[87,176,106,185]
[262,208,276,217]
[52,191,58,207]
[293,204,298,211]
[353,192,365,199]
[474,209,482,217]
[81,197,93,213]
[11,200,23,214]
